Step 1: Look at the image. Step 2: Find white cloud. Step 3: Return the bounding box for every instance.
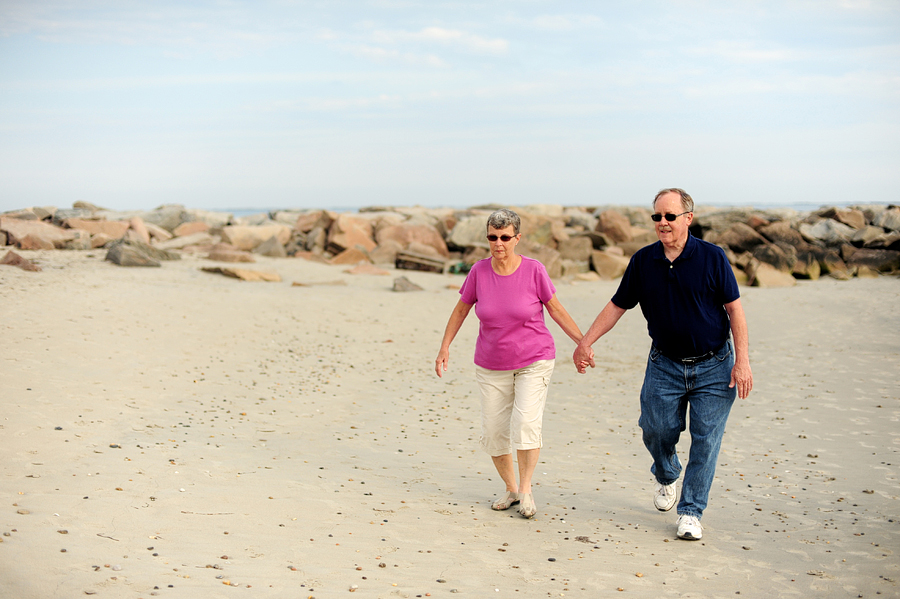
[372,26,509,55]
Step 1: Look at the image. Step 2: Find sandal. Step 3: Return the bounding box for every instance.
[518,492,536,518]
[491,491,520,511]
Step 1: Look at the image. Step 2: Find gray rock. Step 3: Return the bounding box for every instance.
[799,219,855,245]
[875,207,900,232]
[448,215,490,250]
[105,239,180,267]
[716,223,767,253]
[847,248,900,273]
[254,235,287,258]
[392,276,423,292]
[752,243,796,272]
[141,205,189,233]
[792,251,821,280]
[557,236,594,261]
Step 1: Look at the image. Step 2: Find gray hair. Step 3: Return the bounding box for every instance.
[486,208,521,235]
[653,188,695,213]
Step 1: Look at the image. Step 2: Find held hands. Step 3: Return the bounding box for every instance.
[573,344,595,374]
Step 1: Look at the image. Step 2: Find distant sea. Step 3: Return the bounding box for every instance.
[217,200,890,219]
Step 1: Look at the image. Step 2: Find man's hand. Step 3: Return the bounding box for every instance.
[573,344,595,374]
[729,360,753,399]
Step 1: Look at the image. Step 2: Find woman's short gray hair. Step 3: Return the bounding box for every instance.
[486,209,521,235]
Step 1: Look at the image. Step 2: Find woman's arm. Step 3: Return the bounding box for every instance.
[435,299,474,378]
[544,294,584,344]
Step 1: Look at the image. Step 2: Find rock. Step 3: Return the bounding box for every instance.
[375,222,449,257]
[155,232,216,251]
[64,230,92,250]
[184,209,232,230]
[746,215,771,230]
[832,208,866,230]
[1,216,76,249]
[557,236,593,261]
[856,266,880,278]
[573,270,601,282]
[294,210,335,234]
[0,231,6,246]
[617,240,655,257]
[64,217,130,239]
[173,221,210,237]
[201,267,281,282]
[758,221,806,248]
[392,276,423,292]
[105,239,180,267]
[254,235,287,258]
[0,250,41,271]
[716,223,768,253]
[561,259,590,277]
[73,200,104,212]
[591,250,629,279]
[752,243,795,272]
[875,207,900,232]
[369,239,404,265]
[595,210,632,243]
[221,224,292,251]
[129,217,151,244]
[447,215,491,250]
[799,219,855,246]
[330,247,371,265]
[521,244,562,279]
[208,243,256,263]
[792,251,821,280]
[563,207,597,231]
[732,265,749,286]
[847,248,900,273]
[144,222,173,241]
[345,264,390,276]
[90,233,117,248]
[141,205,189,232]
[51,208,95,225]
[852,225,888,248]
[814,248,850,278]
[747,261,796,287]
[326,214,376,254]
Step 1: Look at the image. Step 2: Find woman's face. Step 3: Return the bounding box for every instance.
[487,225,520,260]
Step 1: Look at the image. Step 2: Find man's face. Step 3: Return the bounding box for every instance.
[653,191,693,247]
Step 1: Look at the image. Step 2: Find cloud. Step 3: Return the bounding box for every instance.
[527,14,605,31]
[371,26,509,55]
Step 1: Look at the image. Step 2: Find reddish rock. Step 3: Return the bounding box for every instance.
[590,250,629,279]
[327,214,376,254]
[201,267,281,282]
[595,210,632,243]
[221,224,291,251]
[129,217,151,244]
[64,218,130,239]
[329,247,372,265]
[145,222,174,241]
[345,264,390,276]
[0,250,41,271]
[1,216,76,249]
[173,221,210,237]
[294,210,334,233]
[208,243,255,263]
[375,222,449,257]
[833,209,866,230]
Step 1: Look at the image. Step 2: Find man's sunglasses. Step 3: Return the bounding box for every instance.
[487,234,516,242]
[651,211,691,222]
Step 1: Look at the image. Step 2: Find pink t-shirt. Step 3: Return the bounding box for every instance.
[459,256,557,371]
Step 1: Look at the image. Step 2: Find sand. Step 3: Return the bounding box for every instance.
[1,249,898,599]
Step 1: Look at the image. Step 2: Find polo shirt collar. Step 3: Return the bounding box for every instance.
[652,232,697,262]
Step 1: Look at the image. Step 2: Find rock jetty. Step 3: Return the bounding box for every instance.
[2,201,898,285]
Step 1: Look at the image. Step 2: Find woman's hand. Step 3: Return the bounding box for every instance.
[435,348,450,378]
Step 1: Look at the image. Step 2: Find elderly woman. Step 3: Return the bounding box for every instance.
[435,208,589,518]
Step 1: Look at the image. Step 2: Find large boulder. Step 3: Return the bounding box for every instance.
[105,239,180,267]
[595,210,632,243]
[522,244,562,279]
[326,214,376,254]
[448,215,491,249]
[792,250,821,280]
[155,232,216,251]
[141,205,189,233]
[847,248,900,273]
[221,224,292,251]
[758,221,806,248]
[1,216,76,249]
[64,218,130,239]
[752,243,796,273]
[716,223,768,253]
[799,219,855,246]
[557,236,594,261]
[254,235,287,258]
[875,207,900,232]
[294,210,335,234]
[591,250,629,279]
[375,222,449,257]
[747,260,796,287]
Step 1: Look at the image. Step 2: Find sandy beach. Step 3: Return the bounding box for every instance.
[1,249,898,598]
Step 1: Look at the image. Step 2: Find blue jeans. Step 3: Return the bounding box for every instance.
[639,341,736,519]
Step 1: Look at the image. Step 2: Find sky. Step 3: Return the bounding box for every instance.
[1,1,899,213]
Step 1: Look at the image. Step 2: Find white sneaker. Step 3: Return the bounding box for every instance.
[677,514,703,540]
[653,480,677,511]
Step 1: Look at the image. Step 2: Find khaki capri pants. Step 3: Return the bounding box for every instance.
[475,359,555,456]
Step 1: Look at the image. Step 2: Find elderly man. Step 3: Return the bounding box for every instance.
[574,188,752,540]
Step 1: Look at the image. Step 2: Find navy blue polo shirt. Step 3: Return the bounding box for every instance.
[611,233,740,360]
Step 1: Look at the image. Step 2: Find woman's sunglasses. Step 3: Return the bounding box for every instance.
[487,235,516,242]
[651,211,691,222]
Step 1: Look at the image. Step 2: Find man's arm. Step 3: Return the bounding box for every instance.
[725,298,753,399]
[573,300,627,374]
